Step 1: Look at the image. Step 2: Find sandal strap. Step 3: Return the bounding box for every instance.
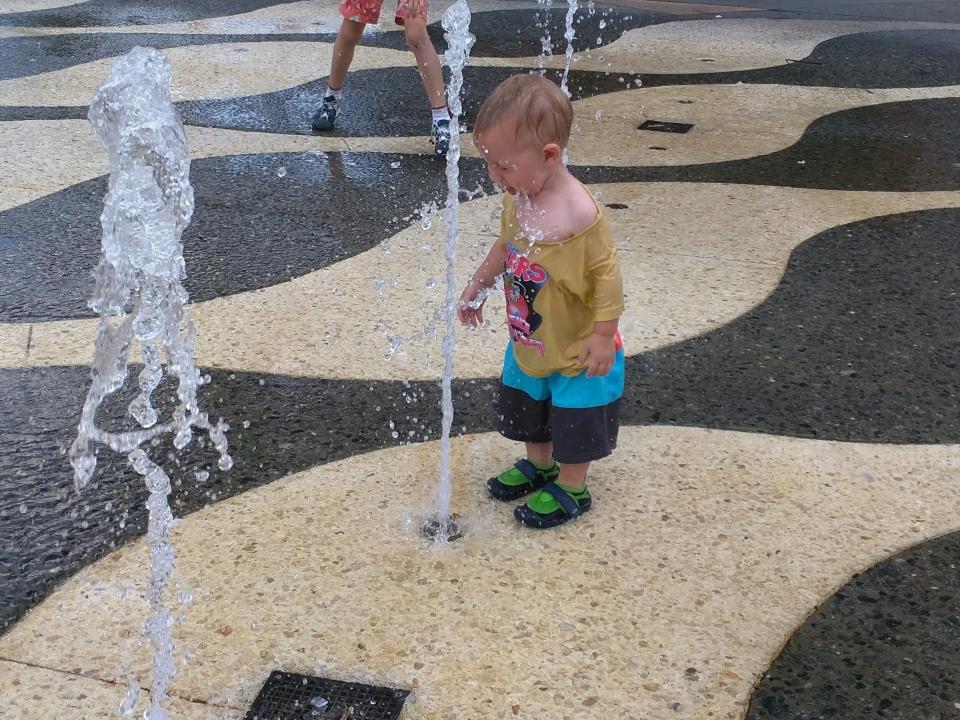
[513,459,542,484]
[540,482,582,517]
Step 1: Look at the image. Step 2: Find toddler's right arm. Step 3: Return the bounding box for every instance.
[457,241,507,327]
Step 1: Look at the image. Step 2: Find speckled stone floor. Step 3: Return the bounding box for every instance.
[2,1,959,719]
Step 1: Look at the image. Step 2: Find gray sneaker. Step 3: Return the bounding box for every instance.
[312,96,340,132]
[431,118,450,156]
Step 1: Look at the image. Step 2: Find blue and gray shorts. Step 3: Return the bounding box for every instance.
[498,344,625,464]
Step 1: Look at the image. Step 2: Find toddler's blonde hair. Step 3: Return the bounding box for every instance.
[473,74,573,148]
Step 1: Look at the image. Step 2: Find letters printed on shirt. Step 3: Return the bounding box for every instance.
[504,244,547,355]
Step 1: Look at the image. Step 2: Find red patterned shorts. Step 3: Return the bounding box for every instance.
[339,0,428,25]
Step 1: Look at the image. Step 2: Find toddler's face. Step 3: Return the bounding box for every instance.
[475,123,552,197]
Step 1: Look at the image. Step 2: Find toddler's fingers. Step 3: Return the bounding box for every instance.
[577,346,590,365]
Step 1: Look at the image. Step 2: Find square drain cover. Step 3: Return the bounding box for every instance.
[245,671,409,720]
[638,119,694,134]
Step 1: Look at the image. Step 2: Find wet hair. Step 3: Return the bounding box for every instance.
[473,73,573,148]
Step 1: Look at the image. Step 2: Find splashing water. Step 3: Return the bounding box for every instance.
[431,0,474,544]
[69,46,232,720]
[560,0,578,97]
[535,0,553,71]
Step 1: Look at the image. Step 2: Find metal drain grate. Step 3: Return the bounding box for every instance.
[638,119,694,134]
[245,671,409,720]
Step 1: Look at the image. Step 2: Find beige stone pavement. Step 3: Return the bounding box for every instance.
[2,429,959,718]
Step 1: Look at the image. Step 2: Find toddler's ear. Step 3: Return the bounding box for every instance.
[542,142,563,163]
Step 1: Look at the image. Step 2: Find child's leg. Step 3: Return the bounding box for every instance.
[557,461,589,491]
[515,350,625,528]
[403,18,446,109]
[489,346,557,501]
[525,440,553,467]
[329,17,366,91]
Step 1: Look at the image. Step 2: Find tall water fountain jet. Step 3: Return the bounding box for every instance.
[69,46,232,720]
[422,0,474,545]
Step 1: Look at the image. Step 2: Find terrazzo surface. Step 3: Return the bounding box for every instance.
[2,1,959,719]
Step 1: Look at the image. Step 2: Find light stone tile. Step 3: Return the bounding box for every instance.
[2,428,958,719]
[505,17,960,74]
[0,659,240,720]
[565,83,960,167]
[0,42,412,106]
[0,0,86,12]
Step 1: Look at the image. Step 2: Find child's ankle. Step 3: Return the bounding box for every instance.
[530,457,556,471]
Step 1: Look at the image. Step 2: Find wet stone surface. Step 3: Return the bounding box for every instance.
[5,1,960,716]
[624,208,960,445]
[747,531,960,720]
[0,365,500,631]
[6,205,960,630]
[0,152,492,322]
[0,0,307,27]
[581,97,960,192]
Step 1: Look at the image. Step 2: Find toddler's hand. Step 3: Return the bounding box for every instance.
[457,282,486,327]
[578,333,616,377]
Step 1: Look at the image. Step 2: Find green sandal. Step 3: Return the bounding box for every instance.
[486,459,559,502]
[515,482,592,528]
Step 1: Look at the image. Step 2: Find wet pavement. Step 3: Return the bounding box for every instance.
[2,1,960,719]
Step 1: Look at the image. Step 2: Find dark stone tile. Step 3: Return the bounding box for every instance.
[0,364,499,633]
[622,207,960,444]
[0,0,307,28]
[183,64,641,135]
[747,531,960,720]
[0,65,638,134]
[579,97,960,192]
[663,0,960,23]
[0,151,493,323]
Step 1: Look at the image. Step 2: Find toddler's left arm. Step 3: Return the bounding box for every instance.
[579,225,624,376]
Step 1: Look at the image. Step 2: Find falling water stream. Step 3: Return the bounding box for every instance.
[70,46,231,720]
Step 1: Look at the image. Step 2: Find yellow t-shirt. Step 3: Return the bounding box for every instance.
[497,191,624,377]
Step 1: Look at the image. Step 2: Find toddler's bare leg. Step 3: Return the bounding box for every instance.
[525,441,553,467]
[404,18,446,107]
[558,462,589,491]
[330,18,365,90]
